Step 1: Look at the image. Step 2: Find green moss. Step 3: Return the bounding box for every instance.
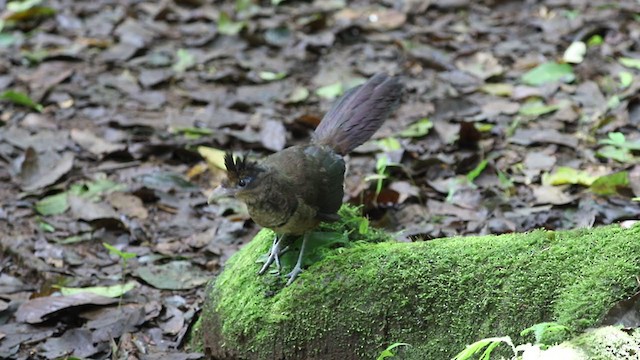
[198,205,640,359]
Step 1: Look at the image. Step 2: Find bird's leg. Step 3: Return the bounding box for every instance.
[258,234,286,275]
[285,233,309,286]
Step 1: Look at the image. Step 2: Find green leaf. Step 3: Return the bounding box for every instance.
[619,71,633,88]
[358,217,369,235]
[0,90,43,112]
[172,49,195,73]
[475,123,494,132]
[497,169,514,189]
[69,178,125,200]
[453,336,515,360]
[590,171,630,195]
[259,71,287,81]
[218,12,245,35]
[235,0,252,12]
[376,137,401,151]
[37,220,55,232]
[521,62,575,86]
[520,322,569,344]
[35,192,69,215]
[619,57,640,70]
[518,100,560,116]
[607,95,621,110]
[598,132,640,150]
[480,83,513,96]
[467,159,488,183]
[174,126,213,140]
[22,49,48,65]
[58,281,137,298]
[286,86,309,103]
[376,342,410,360]
[542,167,597,186]
[600,132,626,146]
[0,33,19,48]
[399,118,433,138]
[315,82,343,100]
[197,146,227,170]
[103,243,136,260]
[563,41,586,64]
[587,34,603,47]
[596,146,635,163]
[7,0,42,12]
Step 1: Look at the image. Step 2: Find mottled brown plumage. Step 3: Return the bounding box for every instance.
[210,73,403,284]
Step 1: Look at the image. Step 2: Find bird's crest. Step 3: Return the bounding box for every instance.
[224,152,260,182]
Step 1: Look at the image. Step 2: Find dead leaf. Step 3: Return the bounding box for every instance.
[510,128,578,148]
[39,328,99,359]
[70,128,126,156]
[455,52,504,80]
[68,195,119,221]
[260,119,286,152]
[107,192,148,219]
[137,261,210,290]
[533,185,574,205]
[15,293,118,324]
[19,148,74,192]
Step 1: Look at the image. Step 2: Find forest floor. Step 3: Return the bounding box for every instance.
[1,0,640,358]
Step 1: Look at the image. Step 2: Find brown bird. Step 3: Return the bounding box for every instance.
[209,73,402,285]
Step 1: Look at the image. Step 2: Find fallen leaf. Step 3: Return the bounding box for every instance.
[197,146,227,170]
[15,293,118,324]
[260,119,286,152]
[456,52,504,79]
[0,90,43,112]
[107,192,148,219]
[590,172,630,196]
[521,62,574,86]
[70,128,126,155]
[39,328,99,359]
[542,167,598,186]
[35,192,68,216]
[136,261,210,290]
[58,281,137,298]
[68,195,118,221]
[533,185,574,205]
[19,148,74,192]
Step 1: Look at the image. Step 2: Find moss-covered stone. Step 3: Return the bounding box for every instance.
[533,326,640,360]
[196,205,640,359]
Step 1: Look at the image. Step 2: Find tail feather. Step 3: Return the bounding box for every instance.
[312,73,402,155]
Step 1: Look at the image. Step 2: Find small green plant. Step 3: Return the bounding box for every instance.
[376,342,410,360]
[103,242,136,273]
[367,155,390,198]
[452,322,570,360]
[520,322,569,347]
[102,243,136,305]
[597,132,640,163]
[453,336,516,360]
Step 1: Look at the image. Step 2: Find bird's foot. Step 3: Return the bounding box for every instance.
[285,265,303,286]
[258,234,285,275]
[284,233,309,286]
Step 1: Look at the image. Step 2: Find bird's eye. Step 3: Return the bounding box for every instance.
[238,178,247,187]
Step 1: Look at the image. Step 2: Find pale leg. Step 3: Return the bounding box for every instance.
[285,233,309,286]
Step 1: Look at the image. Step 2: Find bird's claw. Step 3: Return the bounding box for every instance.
[258,234,285,275]
[285,266,303,286]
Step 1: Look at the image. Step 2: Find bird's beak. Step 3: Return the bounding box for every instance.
[207,185,237,204]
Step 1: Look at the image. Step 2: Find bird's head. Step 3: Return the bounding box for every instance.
[208,152,263,203]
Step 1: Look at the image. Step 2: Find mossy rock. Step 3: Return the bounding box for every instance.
[192,205,640,359]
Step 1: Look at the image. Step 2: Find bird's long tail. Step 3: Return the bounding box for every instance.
[312,73,403,156]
